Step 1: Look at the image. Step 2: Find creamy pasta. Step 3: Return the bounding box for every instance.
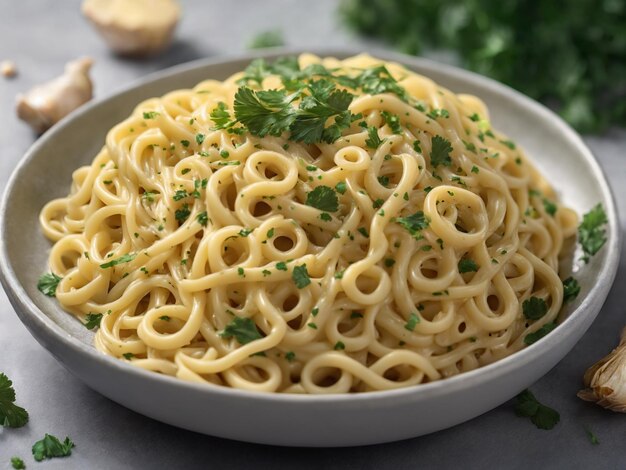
[39,54,578,393]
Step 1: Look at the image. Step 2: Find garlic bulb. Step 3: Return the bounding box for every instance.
[82,0,180,56]
[16,57,93,134]
[578,327,626,412]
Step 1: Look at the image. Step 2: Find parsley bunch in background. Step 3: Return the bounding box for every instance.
[340,0,626,132]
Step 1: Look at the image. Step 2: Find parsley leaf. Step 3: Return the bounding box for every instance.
[32,434,75,462]
[11,457,25,469]
[395,211,429,239]
[196,211,209,227]
[37,273,62,297]
[578,204,608,263]
[100,253,136,269]
[354,65,407,100]
[430,135,452,167]
[292,264,311,288]
[458,258,479,273]
[563,277,580,303]
[210,102,237,129]
[514,389,560,430]
[305,185,339,212]
[234,87,298,138]
[220,317,262,345]
[522,296,548,320]
[248,29,284,49]
[524,321,557,345]
[83,313,103,330]
[365,126,383,149]
[0,373,29,428]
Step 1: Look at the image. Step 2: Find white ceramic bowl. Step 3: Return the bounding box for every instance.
[0,49,620,447]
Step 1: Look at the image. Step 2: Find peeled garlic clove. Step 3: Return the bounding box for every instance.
[578,327,626,412]
[82,0,180,56]
[16,57,94,134]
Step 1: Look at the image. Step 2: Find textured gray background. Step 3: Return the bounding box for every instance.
[1,1,625,468]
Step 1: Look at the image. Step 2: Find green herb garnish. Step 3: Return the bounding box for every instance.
[458,258,479,273]
[100,253,136,269]
[220,317,262,345]
[578,204,608,263]
[37,273,62,297]
[522,297,548,320]
[83,313,103,330]
[305,185,339,212]
[292,264,311,288]
[562,277,580,303]
[395,211,429,238]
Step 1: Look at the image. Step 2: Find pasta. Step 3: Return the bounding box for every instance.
[39,54,578,394]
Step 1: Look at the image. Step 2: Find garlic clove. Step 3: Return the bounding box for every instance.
[1,60,18,78]
[578,327,626,412]
[16,57,94,134]
[82,0,180,56]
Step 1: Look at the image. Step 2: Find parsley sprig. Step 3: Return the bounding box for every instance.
[220,317,262,345]
[0,373,29,428]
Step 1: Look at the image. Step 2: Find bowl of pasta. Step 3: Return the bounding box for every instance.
[0,49,620,446]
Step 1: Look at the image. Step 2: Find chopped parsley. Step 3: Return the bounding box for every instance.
[563,277,580,303]
[522,297,548,320]
[404,312,420,331]
[175,204,191,223]
[100,253,136,269]
[381,110,402,133]
[83,313,103,330]
[334,341,346,350]
[10,457,25,469]
[413,140,422,153]
[285,351,296,362]
[142,111,159,119]
[292,264,311,288]
[37,273,62,297]
[384,258,395,267]
[430,135,452,167]
[195,133,205,145]
[173,189,188,201]
[0,373,29,428]
[514,389,560,430]
[471,165,479,173]
[578,204,608,263]
[500,139,516,150]
[305,185,339,212]
[395,211,429,238]
[585,427,600,445]
[122,353,134,360]
[196,211,209,227]
[335,181,347,194]
[524,322,557,345]
[458,258,479,273]
[32,434,75,462]
[542,198,557,216]
[239,228,253,237]
[357,227,369,238]
[220,317,262,344]
[276,261,288,271]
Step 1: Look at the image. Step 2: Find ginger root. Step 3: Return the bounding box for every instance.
[578,327,626,412]
[82,0,180,56]
[16,57,94,134]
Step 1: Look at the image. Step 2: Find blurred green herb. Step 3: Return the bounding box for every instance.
[248,30,285,49]
[340,0,626,132]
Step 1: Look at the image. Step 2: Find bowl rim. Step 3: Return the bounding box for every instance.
[0,47,621,404]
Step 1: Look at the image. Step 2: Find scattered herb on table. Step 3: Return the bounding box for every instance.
[32,434,75,462]
[0,373,29,428]
[514,389,560,430]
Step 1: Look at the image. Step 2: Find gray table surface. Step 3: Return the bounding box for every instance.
[1,1,625,468]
